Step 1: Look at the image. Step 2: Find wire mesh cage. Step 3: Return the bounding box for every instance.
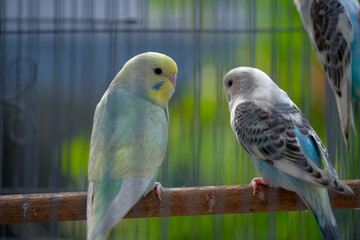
[1,0,359,239]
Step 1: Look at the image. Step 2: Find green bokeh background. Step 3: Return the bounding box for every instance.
[57,1,359,239]
[2,0,359,239]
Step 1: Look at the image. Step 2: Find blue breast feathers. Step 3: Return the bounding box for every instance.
[152,81,165,91]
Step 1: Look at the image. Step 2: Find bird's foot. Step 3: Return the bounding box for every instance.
[144,182,163,200]
[153,182,163,200]
[250,177,269,195]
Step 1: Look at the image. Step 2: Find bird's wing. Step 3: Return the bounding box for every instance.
[233,101,353,196]
[309,0,353,94]
[88,88,167,182]
[308,0,354,145]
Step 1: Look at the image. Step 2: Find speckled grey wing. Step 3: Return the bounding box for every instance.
[310,0,353,94]
[233,101,353,196]
[309,0,354,145]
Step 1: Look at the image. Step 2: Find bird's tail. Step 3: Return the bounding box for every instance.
[333,71,354,149]
[297,184,341,240]
[87,180,115,240]
[87,175,156,240]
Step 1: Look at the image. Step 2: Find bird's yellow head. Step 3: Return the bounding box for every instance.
[114,52,178,107]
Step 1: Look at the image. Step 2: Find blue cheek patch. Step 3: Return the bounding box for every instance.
[152,81,165,91]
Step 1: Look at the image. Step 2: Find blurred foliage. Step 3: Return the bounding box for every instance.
[61,135,89,188]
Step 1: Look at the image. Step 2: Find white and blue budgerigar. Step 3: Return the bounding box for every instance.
[294,0,360,147]
[223,67,354,240]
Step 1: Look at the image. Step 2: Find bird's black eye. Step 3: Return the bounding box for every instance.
[154,68,162,75]
[227,80,233,87]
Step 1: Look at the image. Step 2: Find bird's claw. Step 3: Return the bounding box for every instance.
[153,182,163,200]
[250,177,269,196]
[144,182,163,200]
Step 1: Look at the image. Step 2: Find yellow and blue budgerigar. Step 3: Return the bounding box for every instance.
[224,67,353,240]
[87,52,178,240]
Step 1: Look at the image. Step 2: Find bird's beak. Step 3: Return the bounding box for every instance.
[169,74,177,88]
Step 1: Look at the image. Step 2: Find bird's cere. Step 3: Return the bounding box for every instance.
[169,73,177,88]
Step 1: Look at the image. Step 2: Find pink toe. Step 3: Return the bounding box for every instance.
[250,177,269,195]
[153,182,163,200]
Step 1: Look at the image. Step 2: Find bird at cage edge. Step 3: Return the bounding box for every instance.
[293,0,360,148]
[223,67,354,240]
[87,52,178,240]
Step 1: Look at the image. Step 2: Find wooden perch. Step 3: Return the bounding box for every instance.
[0,180,359,224]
